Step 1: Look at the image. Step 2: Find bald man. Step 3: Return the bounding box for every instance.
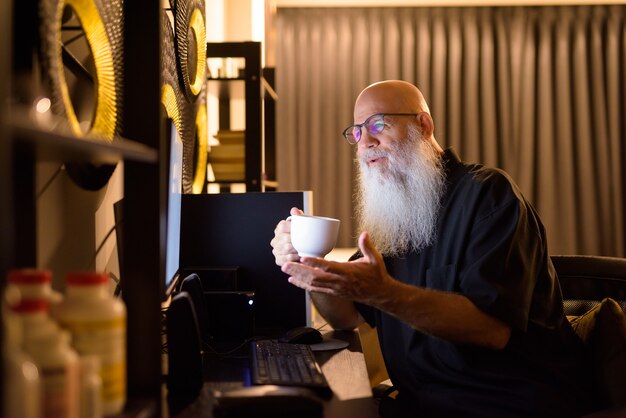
[271,81,592,417]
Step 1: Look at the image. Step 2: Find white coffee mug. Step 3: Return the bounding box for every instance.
[288,214,340,258]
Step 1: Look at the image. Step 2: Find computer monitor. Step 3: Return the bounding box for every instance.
[164,119,183,298]
[113,120,182,303]
[179,191,313,336]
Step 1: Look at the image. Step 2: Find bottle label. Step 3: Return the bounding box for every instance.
[58,317,126,410]
[41,363,78,418]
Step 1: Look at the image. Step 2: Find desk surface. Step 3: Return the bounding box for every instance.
[167,330,379,418]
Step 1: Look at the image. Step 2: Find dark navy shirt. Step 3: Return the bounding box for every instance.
[356,149,592,417]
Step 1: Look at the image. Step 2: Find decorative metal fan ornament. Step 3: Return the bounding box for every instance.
[162,12,195,193]
[39,0,122,138]
[39,0,124,190]
[172,0,206,102]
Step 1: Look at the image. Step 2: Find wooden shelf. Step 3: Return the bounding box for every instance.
[3,1,164,415]
[6,109,158,164]
[207,41,263,192]
[262,179,279,189]
[207,76,245,81]
[207,76,277,101]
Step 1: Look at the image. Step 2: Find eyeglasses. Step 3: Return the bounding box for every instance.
[342,113,418,144]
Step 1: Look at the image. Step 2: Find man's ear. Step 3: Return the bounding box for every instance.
[417,112,434,138]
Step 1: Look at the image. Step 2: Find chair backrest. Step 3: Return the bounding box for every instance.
[551,255,626,316]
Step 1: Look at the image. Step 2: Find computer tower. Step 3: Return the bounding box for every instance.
[204,291,255,341]
[180,191,313,337]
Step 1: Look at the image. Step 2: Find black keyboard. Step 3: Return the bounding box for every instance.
[250,340,331,395]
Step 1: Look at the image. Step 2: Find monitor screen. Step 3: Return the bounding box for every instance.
[165,120,183,296]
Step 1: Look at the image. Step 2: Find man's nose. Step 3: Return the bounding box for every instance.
[358,129,379,149]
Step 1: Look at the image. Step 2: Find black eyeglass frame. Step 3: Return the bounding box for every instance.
[342,113,418,144]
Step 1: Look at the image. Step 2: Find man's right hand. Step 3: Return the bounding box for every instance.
[270,207,304,266]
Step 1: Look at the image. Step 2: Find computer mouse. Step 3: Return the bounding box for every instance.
[212,385,323,417]
[279,326,324,344]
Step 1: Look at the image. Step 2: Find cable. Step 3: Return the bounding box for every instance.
[87,221,121,270]
[36,164,65,199]
[201,337,256,359]
[38,164,123,295]
[109,272,122,297]
[315,322,328,332]
[86,222,123,299]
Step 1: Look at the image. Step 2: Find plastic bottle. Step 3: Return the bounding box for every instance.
[2,304,42,418]
[17,302,61,350]
[7,268,63,308]
[53,271,127,416]
[22,322,79,418]
[10,297,59,355]
[78,356,103,418]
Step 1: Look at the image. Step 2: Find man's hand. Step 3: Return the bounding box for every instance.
[281,231,394,305]
[270,207,303,266]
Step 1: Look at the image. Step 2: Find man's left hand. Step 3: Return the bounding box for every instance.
[281,231,394,304]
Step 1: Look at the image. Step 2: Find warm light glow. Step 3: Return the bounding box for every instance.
[230,183,247,193]
[252,0,265,66]
[35,97,52,114]
[207,162,216,182]
[207,183,221,194]
[251,0,264,42]
[276,0,625,5]
[22,361,40,381]
[205,0,224,41]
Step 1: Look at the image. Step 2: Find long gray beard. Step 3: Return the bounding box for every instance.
[355,128,446,257]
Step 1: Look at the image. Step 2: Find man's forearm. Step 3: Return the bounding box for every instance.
[310,292,364,330]
[371,279,511,349]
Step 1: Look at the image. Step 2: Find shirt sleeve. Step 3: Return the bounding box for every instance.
[457,174,556,332]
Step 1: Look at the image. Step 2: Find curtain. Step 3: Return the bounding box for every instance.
[275,6,626,257]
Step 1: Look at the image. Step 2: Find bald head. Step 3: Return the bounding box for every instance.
[353,80,440,150]
[354,80,430,121]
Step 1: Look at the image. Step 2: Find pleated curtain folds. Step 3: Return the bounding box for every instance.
[276,6,626,257]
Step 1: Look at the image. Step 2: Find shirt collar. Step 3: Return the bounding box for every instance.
[441,147,465,185]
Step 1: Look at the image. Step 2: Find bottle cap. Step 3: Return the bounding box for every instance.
[10,299,50,314]
[8,269,52,284]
